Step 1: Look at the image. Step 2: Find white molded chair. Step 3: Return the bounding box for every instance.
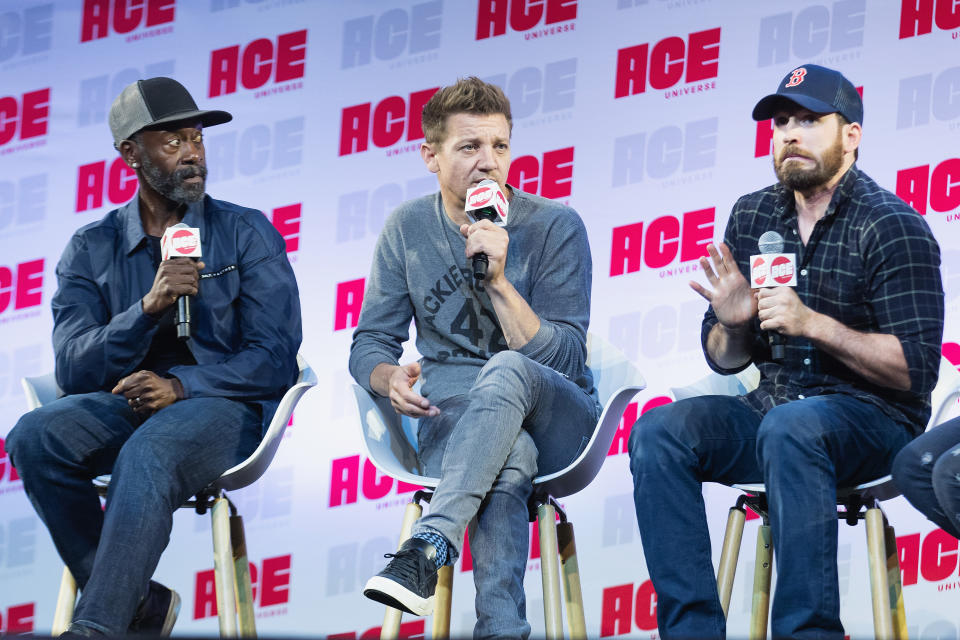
[24,354,317,638]
[670,357,960,640]
[353,334,646,640]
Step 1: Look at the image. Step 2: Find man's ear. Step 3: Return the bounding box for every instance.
[119,139,140,170]
[843,121,862,155]
[421,142,440,174]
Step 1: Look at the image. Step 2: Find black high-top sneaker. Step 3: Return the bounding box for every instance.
[363,538,440,616]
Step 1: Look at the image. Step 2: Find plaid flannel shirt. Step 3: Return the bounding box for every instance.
[702,165,944,435]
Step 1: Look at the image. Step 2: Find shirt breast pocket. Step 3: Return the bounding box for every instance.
[814,271,870,329]
[198,264,240,308]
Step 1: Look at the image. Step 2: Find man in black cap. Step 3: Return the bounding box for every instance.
[5,78,301,636]
[628,64,944,638]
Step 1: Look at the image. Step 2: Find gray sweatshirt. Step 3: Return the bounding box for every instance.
[349,187,596,406]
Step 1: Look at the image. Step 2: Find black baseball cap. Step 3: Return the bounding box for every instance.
[109,77,232,148]
[752,64,862,124]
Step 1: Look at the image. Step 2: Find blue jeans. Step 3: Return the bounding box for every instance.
[892,416,960,539]
[414,351,600,640]
[628,393,912,640]
[6,391,261,635]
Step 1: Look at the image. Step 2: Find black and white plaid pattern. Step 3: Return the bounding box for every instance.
[702,166,944,435]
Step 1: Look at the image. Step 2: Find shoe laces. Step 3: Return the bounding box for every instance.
[383,548,432,583]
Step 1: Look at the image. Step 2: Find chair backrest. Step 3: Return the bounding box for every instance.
[352,384,433,487]
[21,373,61,410]
[532,332,646,499]
[213,354,318,491]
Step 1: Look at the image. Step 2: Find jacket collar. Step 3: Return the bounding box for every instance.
[120,194,207,256]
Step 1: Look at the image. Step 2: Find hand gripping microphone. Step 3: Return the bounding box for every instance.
[464,179,509,283]
[750,230,796,361]
[160,222,202,341]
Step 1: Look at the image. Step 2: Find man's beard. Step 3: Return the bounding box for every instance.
[774,131,844,192]
[140,155,207,204]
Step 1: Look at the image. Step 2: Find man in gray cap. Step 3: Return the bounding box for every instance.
[628,65,944,638]
[6,78,301,636]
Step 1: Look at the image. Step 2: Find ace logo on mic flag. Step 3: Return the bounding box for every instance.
[161,226,202,260]
[750,253,797,287]
[465,179,508,226]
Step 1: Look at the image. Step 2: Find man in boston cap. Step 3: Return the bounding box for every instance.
[628,64,943,639]
[5,77,301,636]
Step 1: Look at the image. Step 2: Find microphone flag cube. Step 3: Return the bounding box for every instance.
[749,253,797,288]
[465,179,508,226]
[161,226,202,260]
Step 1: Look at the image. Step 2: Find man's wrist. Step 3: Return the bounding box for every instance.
[169,376,184,400]
[719,322,753,337]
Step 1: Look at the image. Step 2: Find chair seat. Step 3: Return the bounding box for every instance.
[730,474,899,504]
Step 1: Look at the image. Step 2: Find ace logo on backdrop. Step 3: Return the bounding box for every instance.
[209,30,307,99]
[900,0,960,39]
[80,0,175,43]
[475,0,577,41]
[896,157,960,219]
[339,88,439,157]
[0,88,50,154]
[615,28,720,100]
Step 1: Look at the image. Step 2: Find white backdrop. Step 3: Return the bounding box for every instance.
[1,1,959,637]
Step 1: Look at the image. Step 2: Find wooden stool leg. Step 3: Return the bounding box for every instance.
[380,500,423,640]
[230,514,257,637]
[717,505,747,617]
[866,507,894,639]
[431,565,453,640]
[51,566,77,635]
[212,496,239,637]
[749,524,772,640]
[537,503,563,640]
[884,523,908,640]
[557,521,586,640]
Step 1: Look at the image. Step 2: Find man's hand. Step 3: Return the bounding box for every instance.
[380,362,439,419]
[112,370,181,415]
[461,220,509,285]
[690,243,757,329]
[142,258,205,317]
[757,287,815,337]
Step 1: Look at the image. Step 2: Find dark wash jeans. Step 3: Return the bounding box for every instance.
[892,415,960,539]
[6,391,261,635]
[414,350,600,640]
[628,393,912,640]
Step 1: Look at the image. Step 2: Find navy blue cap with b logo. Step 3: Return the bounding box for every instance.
[752,64,863,125]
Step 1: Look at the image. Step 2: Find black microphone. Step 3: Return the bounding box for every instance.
[757,230,788,360]
[464,179,509,283]
[161,222,202,341]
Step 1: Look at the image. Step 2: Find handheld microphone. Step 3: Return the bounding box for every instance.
[464,179,509,283]
[750,230,796,361]
[161,222,202,341]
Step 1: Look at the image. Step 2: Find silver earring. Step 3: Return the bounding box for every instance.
[131,162,139,168]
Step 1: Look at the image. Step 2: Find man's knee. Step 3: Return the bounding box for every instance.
[628,402,688,472]
[476,351,532,385]
[891,438,928,486]
[5,410,50,470]
[931,447,960,496]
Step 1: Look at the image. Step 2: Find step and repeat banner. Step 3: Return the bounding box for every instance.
[2,0,960,637]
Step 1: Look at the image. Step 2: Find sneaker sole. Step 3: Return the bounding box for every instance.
[161,591,181,636]
[363,576,434,616]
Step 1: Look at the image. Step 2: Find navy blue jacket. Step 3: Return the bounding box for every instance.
[51,195,302,434]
